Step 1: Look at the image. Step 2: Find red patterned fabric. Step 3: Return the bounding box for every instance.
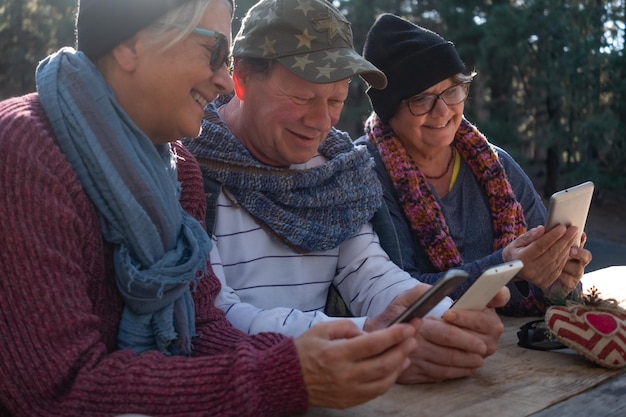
[546,305,626,369]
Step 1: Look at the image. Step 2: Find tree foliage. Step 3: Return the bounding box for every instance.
[0,0,624,194]
[0,0,76,97]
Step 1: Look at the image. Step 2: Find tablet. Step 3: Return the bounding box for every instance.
[388,269,468,325]
[450,260,524,311]
[545,181,594,246]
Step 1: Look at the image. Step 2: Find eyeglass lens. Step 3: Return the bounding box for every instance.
[190,27,231,72]
[407,83,470,116]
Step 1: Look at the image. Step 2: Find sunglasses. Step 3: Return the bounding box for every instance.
[189,27,231,72]
[517,319,567,351]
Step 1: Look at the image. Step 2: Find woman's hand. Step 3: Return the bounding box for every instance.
[544,232,592,299]
[502,225,581,290]
[295,320,416,409]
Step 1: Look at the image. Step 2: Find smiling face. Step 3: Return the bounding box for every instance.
[388,78,464,156]
[107,0,234,144]
[232,63,349,167]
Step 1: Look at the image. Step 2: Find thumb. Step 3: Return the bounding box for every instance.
[512,226,544,248]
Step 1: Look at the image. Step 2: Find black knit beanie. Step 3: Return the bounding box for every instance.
[363,13,465,123]
[76,0,194,61]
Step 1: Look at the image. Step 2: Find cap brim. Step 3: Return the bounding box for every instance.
[275,48,387,89]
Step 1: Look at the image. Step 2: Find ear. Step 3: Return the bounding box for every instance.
[232,66,247,100]
[110,36,141,72]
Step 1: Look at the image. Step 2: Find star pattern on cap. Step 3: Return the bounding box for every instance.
[311,11,351,45]
[315,63,338,80]
[292,54,314,70]
[260,36,277,56]
[295,28,316,49]
[343,61,370,72]
[248,6,265,23]
[323,50,343,63]
[295,0,316,16]
[249,2,277,26]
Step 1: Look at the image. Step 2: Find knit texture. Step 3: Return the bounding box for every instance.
[363,13,465,122]
[185,101,383,253]
[0,94,308,417]
[365,114,527,271]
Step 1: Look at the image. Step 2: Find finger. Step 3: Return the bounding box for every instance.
[486,287,510,309]
[441,309,503,355]
[323,319,369,340]
[407,330,487,373]
[570,246,592,268]
[512,226,544,248]
[534,224,569,253]
[342,324,416,362]
[405,353,483,381]
[557,259,586,292]
[418,317,488,355]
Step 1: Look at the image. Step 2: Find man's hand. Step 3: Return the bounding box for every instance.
[363,284,433,332]
[295,320,416,409]
[396,288,508,384]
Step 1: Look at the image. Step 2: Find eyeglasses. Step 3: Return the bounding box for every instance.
[403,82,471,116]
[516,319,567,351]
[189,27,231,72]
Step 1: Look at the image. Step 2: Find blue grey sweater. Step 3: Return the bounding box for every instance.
[357,136,549,315]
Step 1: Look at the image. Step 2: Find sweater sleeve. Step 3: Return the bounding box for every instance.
[0,95,308,417]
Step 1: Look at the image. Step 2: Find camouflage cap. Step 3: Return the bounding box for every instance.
[232,0,387,89]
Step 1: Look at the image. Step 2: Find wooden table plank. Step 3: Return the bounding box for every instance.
[301,266,626,417]
[530,374,626,417]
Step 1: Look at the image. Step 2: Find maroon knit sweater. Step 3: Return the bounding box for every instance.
[0,94,309,417]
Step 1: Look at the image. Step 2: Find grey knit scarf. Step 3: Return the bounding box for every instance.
[184,101,383,253]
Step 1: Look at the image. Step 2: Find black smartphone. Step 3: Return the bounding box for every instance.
[388,269,469,326]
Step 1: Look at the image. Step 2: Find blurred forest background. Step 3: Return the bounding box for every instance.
[1,0,625,202]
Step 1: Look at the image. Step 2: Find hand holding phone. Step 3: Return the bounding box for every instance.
[545,181,594,246]
[388,269,468,326]
[450,260,524,311]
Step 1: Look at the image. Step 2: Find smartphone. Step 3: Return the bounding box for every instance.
[450,260,524,311]
[388,269,469,326]
[545,181,594,246]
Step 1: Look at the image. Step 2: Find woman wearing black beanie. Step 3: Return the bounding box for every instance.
[357,13,591,315]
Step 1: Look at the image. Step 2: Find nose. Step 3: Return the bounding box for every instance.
[430,95,449,116]
[304,100,333,132]
[213,65,234,94]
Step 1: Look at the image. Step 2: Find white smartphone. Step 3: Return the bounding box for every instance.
[389,269,468,326]
[545,181,594,246]
[450,260,524,311]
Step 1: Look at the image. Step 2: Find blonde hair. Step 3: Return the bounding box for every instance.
[144,0,233,52]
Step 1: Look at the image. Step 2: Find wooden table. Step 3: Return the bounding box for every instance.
[301,266,626,417]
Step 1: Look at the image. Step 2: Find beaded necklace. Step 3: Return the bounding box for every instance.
[419,146,455,180]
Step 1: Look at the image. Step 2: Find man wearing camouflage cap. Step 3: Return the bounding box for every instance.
[184,0,508,384]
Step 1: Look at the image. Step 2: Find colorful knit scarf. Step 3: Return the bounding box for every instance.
[184,101,383,253]
[365,114,527,271]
